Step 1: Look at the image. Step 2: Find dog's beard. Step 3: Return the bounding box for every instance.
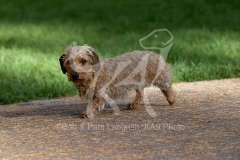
[73,77,92,87]
[72,72,94,94]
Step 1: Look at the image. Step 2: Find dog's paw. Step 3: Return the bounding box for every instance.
[127,103,138,110]
[167,94,176,106]
[168,101,175,106]
[80,111,88,118]
[80,110,95,119]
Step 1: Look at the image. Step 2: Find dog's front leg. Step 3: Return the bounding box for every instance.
[81,97,105,119]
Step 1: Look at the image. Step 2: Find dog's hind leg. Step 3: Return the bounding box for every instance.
[154,64,175,105]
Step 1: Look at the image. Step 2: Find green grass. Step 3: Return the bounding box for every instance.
[0,0,239,104]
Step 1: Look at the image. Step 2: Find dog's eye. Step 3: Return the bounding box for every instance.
[81,59,86,65]
[68,60,73,65]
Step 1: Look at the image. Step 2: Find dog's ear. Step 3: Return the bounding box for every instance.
[59,47,71,74]
[59,54,67,74]
[91,51,101,72]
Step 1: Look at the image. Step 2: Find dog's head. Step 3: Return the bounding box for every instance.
[59,44,100,84]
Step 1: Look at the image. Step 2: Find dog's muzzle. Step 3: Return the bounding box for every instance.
[72,72,79,80]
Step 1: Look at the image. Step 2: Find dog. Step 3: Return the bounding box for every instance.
[59,44,175,118]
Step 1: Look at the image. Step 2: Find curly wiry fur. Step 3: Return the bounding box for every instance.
[59,44,175,118]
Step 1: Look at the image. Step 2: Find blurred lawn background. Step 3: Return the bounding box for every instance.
[0,0,239,104]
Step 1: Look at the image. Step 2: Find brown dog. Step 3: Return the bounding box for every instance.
[59,44,175,118]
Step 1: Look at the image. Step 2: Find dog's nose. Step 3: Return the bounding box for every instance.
[72,72,79,79]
